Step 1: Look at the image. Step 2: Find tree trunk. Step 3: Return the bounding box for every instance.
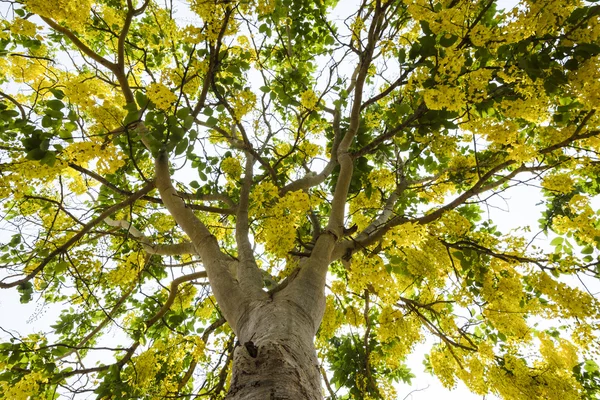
[226,296,324,400]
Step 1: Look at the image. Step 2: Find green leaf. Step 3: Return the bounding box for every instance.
[418,35,437,57]
[439,34,458,48]
[123,110,139,126]
[17,282,33,304]
[174,138,188,155]
[564,58,579,71]
[176,107,191,119]
[420,20,432,36]
[46,100,65,111]
[582,245,594,255]
[26,148,47,161]
[40,151,56,167]
[183,115,194,130]
[205,116,219,127]
[41,115,54,128]
[395,103,411,116]
[49,88,65,99]
[55,261,69,274]
[135,91,149,109]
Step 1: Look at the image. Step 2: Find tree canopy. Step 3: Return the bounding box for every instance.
[1,0,600,398]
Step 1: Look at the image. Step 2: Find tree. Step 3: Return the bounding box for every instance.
[0,0,600,398]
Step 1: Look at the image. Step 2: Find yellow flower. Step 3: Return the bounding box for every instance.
[541,173,575,194]
[300,89,319,110]
[147,82,178,110]
[25,0,92,30]
[221,157,242,179]
[10,18,38,37]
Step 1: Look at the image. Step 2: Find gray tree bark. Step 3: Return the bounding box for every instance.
[226,295,324,400]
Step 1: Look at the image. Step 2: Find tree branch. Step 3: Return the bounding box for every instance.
[0,182,155,289]
[154,152,248,333]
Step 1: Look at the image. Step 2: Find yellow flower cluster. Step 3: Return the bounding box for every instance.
[100,5,125,30]
[318,296,342,340]
[195,296,216,319]
[368,168,395,190]
[377,307,423,352]
[385,222,427,249]
[455,353,488,395]
[25,0,92,30]
[105,251,145,288]
[538,333,579,370]
[297,141,322,158]
[191,335,206,361]
[406,0,468,36]
[364,107,384,129]
[256,0,276,15]
[541,173,575,194]
[468,119,518,146]
[0,371,47,400]
[127,335,204,396]
[8,55,48,85]
[257,190,311,258]
[520,0,578,36]
[481,264,531,340]
[531,271,599,319]
[10,18,38,37]
[132,349,160,391]
[350,15,364,46]
[61,139,126,176]
[181,25,204,45]
[347,253,399,303]
[428,131,458,158]
[349,191,382,231]
[435,210,471,238]
[488,351,584,400]
[464,68,493,102]
[64,168,88,195]
[172,283,197,312]
[438,47,465,80]
[190,0,238,43]
[423,85,465,112]
[166,58,209,96]
[501,97,550,124]
[344,305,363,327]
[552,195,600,245]
[429,346,458,388]
[568,56,600,110]
[150,212,176,233]
[221,156,242,179]
[63,74,110,112]
[507,143,536,163]
[300,89,319,110]
[136,6,179,53]
[401,244,450,282]
[249,181,279,213]
[89,102,127,134]
[231,89,256,120]
[147,82,178,110]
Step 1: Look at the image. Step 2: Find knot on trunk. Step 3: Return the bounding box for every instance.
[244,340,258,358]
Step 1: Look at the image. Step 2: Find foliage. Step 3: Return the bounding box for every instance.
[0,0,599,398]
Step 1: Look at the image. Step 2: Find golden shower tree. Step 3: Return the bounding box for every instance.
[1,0,600,398]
